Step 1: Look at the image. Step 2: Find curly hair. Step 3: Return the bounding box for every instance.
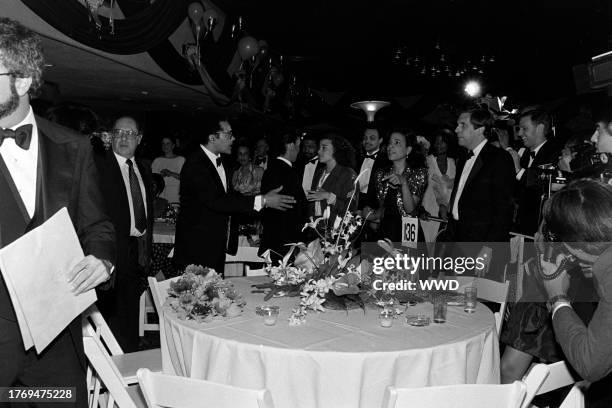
[388,128,427,170]
[0,18,46,97]
[322,133,356,169]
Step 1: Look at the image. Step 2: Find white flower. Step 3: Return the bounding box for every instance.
[323,206,331,220]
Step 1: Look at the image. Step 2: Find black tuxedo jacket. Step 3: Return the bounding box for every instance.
[357,151,391,209]
[448,143,515,242]
[174,148,254,272]
[93,150,154,275]
[515,140,560,235]
[0,116,115,364]
[259,158,307,257]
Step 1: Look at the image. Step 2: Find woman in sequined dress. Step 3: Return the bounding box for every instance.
[368,129,428,242]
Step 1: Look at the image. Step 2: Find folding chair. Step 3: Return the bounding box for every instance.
[454,276,510,334]
[147,276,180,374]
[138,290,159,337]
[521,361,585,408]
[381,381,527,408]
[245,265,268,276]
[137,368,275,408]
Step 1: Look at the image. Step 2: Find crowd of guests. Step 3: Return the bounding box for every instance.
[3,15,612,408]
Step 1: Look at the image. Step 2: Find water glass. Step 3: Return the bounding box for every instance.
[464,286,477,313]
[433,295,447,323]
[257,306,280,326]
[379,309,394,328]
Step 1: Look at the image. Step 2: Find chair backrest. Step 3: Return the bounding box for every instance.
[454,276,509,334]
[137,368,275,408]
[245,266,268,277]
[82,323,138,408]
[147,276,180,316]
[83,304,123,355]
[536,361,579,395]
[559,385,585,408]
[381,381,527,408]
[520,363,550,408]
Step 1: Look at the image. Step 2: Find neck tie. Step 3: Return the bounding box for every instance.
[126,159,147,233]
[0,124,33,150]
[216,157,222,167]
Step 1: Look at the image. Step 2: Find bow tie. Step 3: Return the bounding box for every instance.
[466,150,474,159]
[365,153,377,160]
[216,157,222,167]
[529,151,536,159]
[307,158,318,165]
[0,124,33,150]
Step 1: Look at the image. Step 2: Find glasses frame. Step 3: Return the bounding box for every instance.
[0,72,17,77]
[111,129,141,140]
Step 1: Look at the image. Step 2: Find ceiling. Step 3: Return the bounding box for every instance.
[231,0,612,100]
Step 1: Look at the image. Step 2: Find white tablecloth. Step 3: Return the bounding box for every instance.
[162,277,500,408]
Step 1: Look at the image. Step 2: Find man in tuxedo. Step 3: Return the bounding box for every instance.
[174,117,295,274]
[259,131,307,262]
[0,18,115,407]
[253,136,270,170]
[358,125,389,210]
[300,133,321,194]
[515,108,559,236]
[446,107,515,278]
[93,116,153,352]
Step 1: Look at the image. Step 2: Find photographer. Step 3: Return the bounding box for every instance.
[540,179,612,407]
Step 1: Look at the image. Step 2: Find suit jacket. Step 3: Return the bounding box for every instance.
[0,116,115,360]
[356,151,391,209]
[448,143,515,242]
[174,148,254,271]
[515,140,560,235]
[309,164,358,223]
[93,150,154,276]
[259,158,307,257]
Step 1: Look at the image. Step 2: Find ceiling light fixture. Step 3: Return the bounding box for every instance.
[350,100,390,122]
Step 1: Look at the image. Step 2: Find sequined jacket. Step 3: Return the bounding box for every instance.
[374,166,428,217]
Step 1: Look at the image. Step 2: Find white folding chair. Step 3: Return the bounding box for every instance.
[83,305,161,385]
[454,276,510,334]
[138,290,160,337]
[137,368,275,408]
[381,381,527,408]
[521,361,585,408]
[245,265,268,276]
[82,323,147,408]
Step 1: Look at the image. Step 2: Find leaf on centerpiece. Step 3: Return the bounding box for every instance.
[331,273,361,296]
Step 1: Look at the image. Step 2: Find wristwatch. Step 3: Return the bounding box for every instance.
[546,294,571,314]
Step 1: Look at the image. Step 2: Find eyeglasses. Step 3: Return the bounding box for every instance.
[112,129,140,140]
[0,72,17,77]
[216,130,234,138]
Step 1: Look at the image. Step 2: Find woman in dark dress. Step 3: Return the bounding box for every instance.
[369,129,428,242]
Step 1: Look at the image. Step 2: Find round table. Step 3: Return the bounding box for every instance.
[162,277,500,408]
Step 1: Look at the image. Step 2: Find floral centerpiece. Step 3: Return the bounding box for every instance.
[167,265,246,322]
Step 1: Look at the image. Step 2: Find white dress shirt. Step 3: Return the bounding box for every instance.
[113,152,148,237]
[302,158,318,194]
[0,106,39,218]
[358,149,379,194]
[201,145,262,210]
[452,139,487,221]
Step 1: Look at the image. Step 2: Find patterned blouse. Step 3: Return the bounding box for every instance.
[374,166,428,217]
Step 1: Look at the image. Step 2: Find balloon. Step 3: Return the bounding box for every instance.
[238,36,259,60]
[202,9,218,29]
[187,2,204,23]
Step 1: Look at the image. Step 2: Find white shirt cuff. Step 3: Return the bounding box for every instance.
[254,195,263,212]
[552,302,572,319]
[516,168,525,181]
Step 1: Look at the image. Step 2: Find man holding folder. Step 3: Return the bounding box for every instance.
[0,18,115,407]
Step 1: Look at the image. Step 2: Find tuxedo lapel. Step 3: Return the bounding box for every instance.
[463,154,484,192]
[0,153,29,223]
[199,149,225,193]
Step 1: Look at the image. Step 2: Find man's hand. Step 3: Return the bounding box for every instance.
[263,186,295,211]
[67,255,113,295]
[307,190,331,202]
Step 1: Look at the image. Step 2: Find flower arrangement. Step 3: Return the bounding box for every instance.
[167,265,246,322]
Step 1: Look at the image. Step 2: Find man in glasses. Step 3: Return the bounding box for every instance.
[174,116,296,274]
[0,18,115,406]
[93,116,153,352]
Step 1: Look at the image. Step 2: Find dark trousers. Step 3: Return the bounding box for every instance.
[0,318,87,408]
[97,238,143,352]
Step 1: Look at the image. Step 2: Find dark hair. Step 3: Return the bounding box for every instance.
[0,17,45,97]
[161,136,176,145]
[388,128,427,169]
[301,131,318,143]
[363,123,384,141]
[199,115,228,145]
[269,130,300,157]
[519,108,552,138]
[321,133,356,169]
[594,101,612,126]
[152,173,165,196]
[543,178,612,254]
[461,107,494,139]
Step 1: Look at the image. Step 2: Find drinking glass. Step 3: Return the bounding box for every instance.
[464,286,477,313]
[433,295,447,323]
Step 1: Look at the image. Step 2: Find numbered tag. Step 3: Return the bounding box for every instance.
[401,216,418,249]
